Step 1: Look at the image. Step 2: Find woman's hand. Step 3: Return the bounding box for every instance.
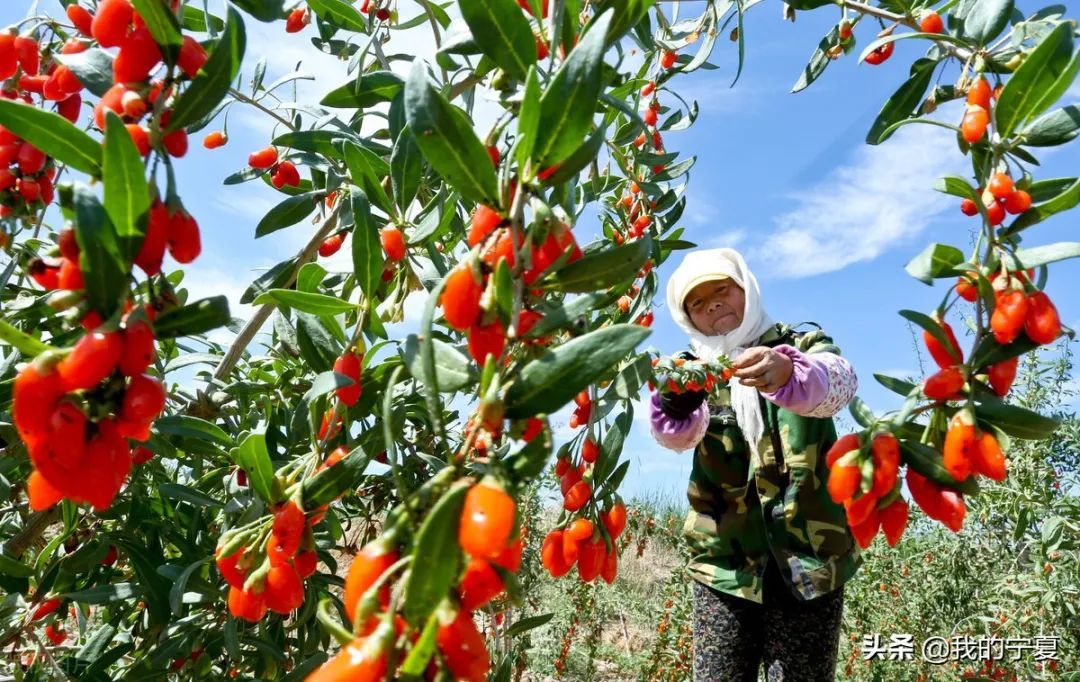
[731,346,794,393]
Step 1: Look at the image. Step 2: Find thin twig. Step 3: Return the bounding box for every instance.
[211,202,342,382]
[227,88,296,131]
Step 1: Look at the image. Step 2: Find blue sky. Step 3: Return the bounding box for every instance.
[5,2,1078,506]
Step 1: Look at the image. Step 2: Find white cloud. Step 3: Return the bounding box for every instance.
[749,119,966,278]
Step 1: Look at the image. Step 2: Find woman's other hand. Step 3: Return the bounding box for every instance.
[731,346,794,393]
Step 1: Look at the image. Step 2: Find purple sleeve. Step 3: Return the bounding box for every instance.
[649,389,710,452]
[761,345,858,418]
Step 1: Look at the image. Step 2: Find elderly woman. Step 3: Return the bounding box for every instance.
[650,248,861,681]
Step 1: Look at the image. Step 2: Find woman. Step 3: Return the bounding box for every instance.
[649,248,861,681]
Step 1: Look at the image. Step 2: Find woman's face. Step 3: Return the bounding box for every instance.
[684,279,745,335]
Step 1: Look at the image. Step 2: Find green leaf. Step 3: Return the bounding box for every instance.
[403,334,476,392]
[514,67,541,171]
[1002,177,1080,235]
[169,557,211,616]
[182,6,226,32]
[904,243,965,284]
[0,553,34,578]
[508,428,553,480]
[974,390,1061,440]
[390,125,423,213]
[459,0,535,81]
[153,296,231,339]
[866,58,937,145]
[273,129,353,159]
[253,289,355,316]
[70,185,127,317]
[302,446,372,508]
[306,0,367,31]
[874,373,918,396]
[900,440,980,495]
[0,319,55,356]
[542,124,607,185]
[1020,105,1080,146]
[403,484,467,624]
[953,0,1013,44]
[534,10,613,168]
[55,48,115,98]
[231,432,278,504]
[155,415,231,446]
[321,71,404,108]
[504,324,650,418]
[504,613,554,637]
[131,0,184,49]
[343,143,393,214]
[65,583,143,604]
[400,615,440,677]
[898,310,958,364]
[995,23,1075,138]
[1012,241,1080,269]
[551,237,651,292]
[525,292,618,339]
[255,190,326,237]
[404,60,499,205]
[231,0,287,21]
[348,190,383,303]
[158,483,223,509]
[848,396,876,429]
[0,99,101,176]
[792,25,839,93]
[103,113,150,263]
[933,175,980,200]
[968,334,1039,370]
[167,7,245,132]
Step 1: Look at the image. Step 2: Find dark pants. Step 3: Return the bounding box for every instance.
[692,557,845,681]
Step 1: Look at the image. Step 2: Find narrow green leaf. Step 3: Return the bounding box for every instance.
[403,334,476,392]
[253,290,355,316]
[390,125,423,212]
[131,0,184,48]
[0,319,55,356]
[167,7,245,132]
[70,185,127,317]
[159,483,223,509]
[230,0,287,22]
[65,583,143,604]
[994,23,1074,138]
[1012,241,1080,269]
[321,71,404,108]
[551,237,651,292]
[403,484,467,624]
[904,243,965,284]
[534,10,614,167]
[866,58,937,145]
[306,0,367,31]
[302,446,372,508]
[255,190,325,237]
[1019,105,1080,146]
[504,613,554,637]
[954,0,1013,44]
[505,325,650,418]
[792,25,839,93]
[169,557,211,616]
[103,112,150,263]
[55,48,114,98]
[153,296,231,339]
[231,432,278,504]
[155,415,231,446]
[0,553,34,578]
[0,99,101,176]
[1002,177,1080,235]
[459,0,535,80]
[343,143,393,214]
[514,67,541,172]
[404,61,499,205]
[900,440,980,495]
[348,189,383,303]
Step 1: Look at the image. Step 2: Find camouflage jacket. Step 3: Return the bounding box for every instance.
[664,322,863,603]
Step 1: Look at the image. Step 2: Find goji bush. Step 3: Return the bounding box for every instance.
[0,0,1076,679]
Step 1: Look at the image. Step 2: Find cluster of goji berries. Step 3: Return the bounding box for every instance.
[958,170,1031,226]
[441,201,576,366]
[310,480,522,681]
[15,303,165,512]
[825,432,911,546]
[541,498,625,583]
[216,499,321,622]
[0,27,78,220]
[88,0,206,156]
[646,355,731,394]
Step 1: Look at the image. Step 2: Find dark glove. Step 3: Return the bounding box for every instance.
[660,387,707,420]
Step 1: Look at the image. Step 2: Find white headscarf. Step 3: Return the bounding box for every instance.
[666,248,776,468]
